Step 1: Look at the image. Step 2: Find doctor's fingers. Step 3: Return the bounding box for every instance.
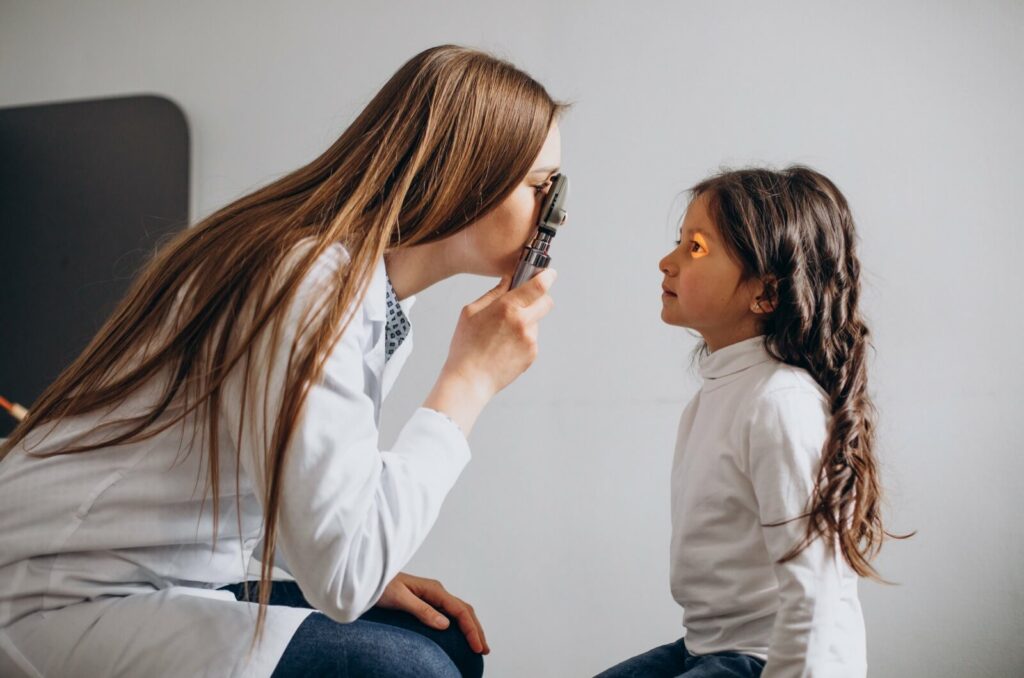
[463,603,489,654]
[517,292,555,325]
[424,588,489,655]
[450,601,489,655]
[506,268,557,308]
[392,584,452,631]
[407,578,488,654]
[465,276,512,315]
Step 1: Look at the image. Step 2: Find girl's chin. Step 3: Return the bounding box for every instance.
[660,309,687,327]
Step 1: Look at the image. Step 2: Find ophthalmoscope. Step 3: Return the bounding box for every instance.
[510,173,569,289]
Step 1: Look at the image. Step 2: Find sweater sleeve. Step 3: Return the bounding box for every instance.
[745,388,851,678]
[221,251,471,623]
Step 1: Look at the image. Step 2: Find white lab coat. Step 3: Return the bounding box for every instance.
[0,243,472,677]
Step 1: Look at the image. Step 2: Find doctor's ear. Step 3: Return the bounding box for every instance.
[749,276,778,315]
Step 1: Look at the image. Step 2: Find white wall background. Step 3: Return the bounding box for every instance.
[2,1,1021,675]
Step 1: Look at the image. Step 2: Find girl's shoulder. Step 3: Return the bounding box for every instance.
[758,360,829,405]
[732,360,830,437]
[721,362,831,475]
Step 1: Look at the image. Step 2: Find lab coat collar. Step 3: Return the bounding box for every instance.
[699,335,773,380]
[362,256,416,405]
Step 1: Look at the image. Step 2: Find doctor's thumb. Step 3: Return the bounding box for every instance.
[465,276,511,314]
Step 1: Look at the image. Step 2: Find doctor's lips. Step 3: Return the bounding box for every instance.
[662,284,677,297]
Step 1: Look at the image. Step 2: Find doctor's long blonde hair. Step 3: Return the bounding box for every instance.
[1,45,565,639]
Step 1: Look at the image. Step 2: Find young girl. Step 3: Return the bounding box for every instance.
[0,45,564,678]
[599,167,893,677]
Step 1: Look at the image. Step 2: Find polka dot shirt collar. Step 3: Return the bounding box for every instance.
[384,273,412,362]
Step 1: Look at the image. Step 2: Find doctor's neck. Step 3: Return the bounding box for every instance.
[383,240,460,301]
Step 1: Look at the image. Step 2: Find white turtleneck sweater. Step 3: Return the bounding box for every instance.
[670,336,866,677]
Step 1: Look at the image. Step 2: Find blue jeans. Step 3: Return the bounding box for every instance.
[595,638,764,678]
[219,581,483,678]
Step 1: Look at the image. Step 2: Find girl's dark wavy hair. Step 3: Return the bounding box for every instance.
[691,165,908,578]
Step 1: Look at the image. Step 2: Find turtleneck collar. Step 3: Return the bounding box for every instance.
[698,335,773,381]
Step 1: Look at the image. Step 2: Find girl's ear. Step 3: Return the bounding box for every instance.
[749,275,778,315]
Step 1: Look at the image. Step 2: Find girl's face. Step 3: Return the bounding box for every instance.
[659,194,765,350]
[453,124,562,277]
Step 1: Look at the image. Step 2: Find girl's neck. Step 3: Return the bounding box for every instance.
[702,322,764,354]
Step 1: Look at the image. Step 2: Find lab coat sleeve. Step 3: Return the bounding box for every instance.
[745,389,852,678]
[221,254,471,623]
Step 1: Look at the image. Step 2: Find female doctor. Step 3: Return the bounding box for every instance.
[0,45,564,677]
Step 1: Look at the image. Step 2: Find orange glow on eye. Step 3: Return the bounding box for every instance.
[690,233,709,258]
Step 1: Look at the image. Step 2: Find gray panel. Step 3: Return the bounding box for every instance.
[0,95,189,435]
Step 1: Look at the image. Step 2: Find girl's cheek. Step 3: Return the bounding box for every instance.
[677,272,706,308]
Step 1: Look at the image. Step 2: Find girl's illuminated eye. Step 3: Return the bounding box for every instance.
[534,180,553,194]
[690,233,709,258]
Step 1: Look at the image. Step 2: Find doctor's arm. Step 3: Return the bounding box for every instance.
[224,294,469,627]
[223,269,555,627]
[424,270,556,434]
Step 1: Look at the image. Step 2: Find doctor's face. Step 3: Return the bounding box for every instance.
[659,195,758,336]
[452,124,562,277]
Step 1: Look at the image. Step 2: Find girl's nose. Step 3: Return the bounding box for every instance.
[659,253,676,275]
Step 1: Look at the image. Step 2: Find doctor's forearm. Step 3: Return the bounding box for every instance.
[422,369,493,437]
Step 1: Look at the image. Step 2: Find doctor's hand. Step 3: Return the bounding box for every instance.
[377,572,490,655]
[424,269,556,435]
